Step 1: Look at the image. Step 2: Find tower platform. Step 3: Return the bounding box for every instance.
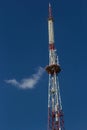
[45,64,61,74]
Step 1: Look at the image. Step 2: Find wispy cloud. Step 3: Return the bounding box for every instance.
[5,67,44,89]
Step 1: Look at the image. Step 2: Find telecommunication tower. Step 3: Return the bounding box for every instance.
[46,3,65,130]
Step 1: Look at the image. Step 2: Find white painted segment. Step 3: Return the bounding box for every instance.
[51,87,55,93]
[52,98,54,111]
[55,104,57,112]
[57,78,62,110]
[48,75,51,108]
[48,20,54,44]
[55,114,58,121]
[49,50,56,65]
[57,56,59,64]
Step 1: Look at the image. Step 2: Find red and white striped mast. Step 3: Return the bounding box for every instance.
[46,3,65,130]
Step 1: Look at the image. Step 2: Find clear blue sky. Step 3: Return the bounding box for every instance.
[0,0,87,130]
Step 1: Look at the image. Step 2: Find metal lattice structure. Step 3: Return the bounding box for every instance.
[46,3,65,130]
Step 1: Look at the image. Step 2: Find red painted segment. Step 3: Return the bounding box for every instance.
[49,44,54,50]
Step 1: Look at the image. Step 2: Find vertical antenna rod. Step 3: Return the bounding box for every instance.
[49,3,52,19]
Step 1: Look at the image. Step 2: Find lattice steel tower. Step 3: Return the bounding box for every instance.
[46,3,65,130]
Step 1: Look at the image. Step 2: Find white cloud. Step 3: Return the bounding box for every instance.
[5,67,44,89]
